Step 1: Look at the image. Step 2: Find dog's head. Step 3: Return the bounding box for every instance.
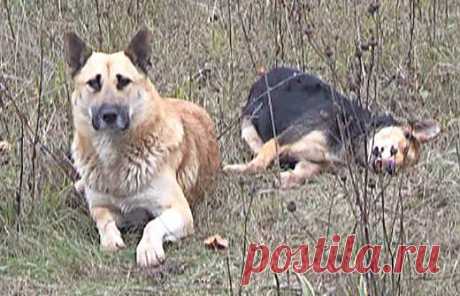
[368,120,440,175]
[64,29,158,135]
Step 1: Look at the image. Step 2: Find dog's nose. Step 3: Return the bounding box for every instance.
[101,107,119,125]
[92,104,129,131]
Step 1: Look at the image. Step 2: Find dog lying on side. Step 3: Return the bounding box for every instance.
[224,67,440,188]
[64,29,220,267]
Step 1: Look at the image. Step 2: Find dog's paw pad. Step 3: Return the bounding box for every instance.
[136,239,165,268]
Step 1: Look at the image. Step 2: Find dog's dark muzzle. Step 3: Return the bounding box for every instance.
[91,104,130,131]
[371,158,396,175]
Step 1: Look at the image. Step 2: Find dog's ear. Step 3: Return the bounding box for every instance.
[408,120,441,143]
[124,29,153,74]
[64,32,92,77]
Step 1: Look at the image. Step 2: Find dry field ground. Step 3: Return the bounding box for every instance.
[1,0,459,295]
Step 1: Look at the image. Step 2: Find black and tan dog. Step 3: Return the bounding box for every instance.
[64,29,220,267]
[224,67,440,188]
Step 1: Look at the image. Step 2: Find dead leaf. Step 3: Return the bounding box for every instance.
[204,234,229,250]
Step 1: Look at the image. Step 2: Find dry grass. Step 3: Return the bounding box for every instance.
[1,0,460,295]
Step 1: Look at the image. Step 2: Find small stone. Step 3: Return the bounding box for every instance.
[287,201,296,212]
[325,46,334,58]
[368,179,376,189]
[368,1,380,15]
[360,43,369,51]
[304,25,314,38]
[368,37,378,47]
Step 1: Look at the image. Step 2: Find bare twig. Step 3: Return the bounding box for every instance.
[226,253,234,295]
[15,120,24,233]
[263,73,281,178]
[406,0,416,72]
[238,184,256,296]
[236,0,257,72]
[3,84,78,183]
[273,273,281,296]
[226,0,234,109]
[30,19,45,201]
[94,0,103,51]
[3,0,16,41]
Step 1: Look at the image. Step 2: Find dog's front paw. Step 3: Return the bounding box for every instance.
[136,237,165,267]
[223,163,249,174]
[100,222,126,252]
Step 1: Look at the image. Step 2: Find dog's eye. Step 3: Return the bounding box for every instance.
[390,146,398,156]
[372,146,380,157]
[404,130,412,140]
[116,74,131,90]
[87,74,102,91]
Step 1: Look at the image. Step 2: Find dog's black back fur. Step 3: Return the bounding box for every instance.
[241,67,398,160]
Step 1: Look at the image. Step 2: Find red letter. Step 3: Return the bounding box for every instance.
[341,235,356,273]
[326,234,342,273]
[241,243,270,286]
[292,245,311,273]
[270,244,292,273]
[394,245,417,273]
[415,245,441,273]
[312,237,327,272]
[355,245,382,273]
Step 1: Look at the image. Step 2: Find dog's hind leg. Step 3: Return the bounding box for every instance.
[90,206,126,252]
[278,161,323,189]
[224,138,284,174]
[241,117,264,154]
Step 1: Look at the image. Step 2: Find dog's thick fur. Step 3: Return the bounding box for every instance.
[224,67,440,188]
[64,29,220,267]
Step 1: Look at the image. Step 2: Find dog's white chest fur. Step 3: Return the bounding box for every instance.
[72,133,171,198]
[84,171,177,217]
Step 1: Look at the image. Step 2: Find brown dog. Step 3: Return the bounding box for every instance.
[64,29,220,267]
